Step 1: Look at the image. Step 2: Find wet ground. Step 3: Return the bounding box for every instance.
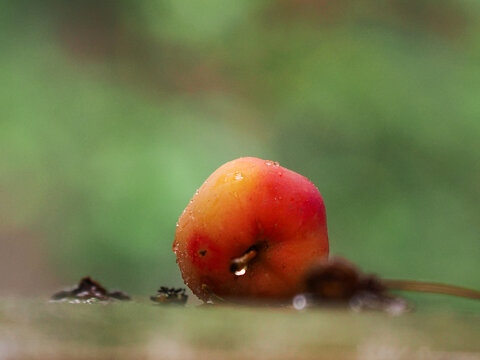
[0,296,479,359]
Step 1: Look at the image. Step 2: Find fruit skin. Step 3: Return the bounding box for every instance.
[173,157,329,302]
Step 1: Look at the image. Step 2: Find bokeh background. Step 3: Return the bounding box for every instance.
[1,0,479,297]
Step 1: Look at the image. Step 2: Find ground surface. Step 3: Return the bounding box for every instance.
[0,296,479,360]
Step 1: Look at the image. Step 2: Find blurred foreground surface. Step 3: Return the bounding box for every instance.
[0,297,479,360]
[1,1,480,296]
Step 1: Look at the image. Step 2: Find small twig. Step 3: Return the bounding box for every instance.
[383,279,480,300]
[230,247,258,274]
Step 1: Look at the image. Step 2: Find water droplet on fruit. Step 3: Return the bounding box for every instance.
[265,160,280,167]
[234,172,243,180]
[234,267,247,276]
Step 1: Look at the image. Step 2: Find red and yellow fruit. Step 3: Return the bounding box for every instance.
[173,157,329,302]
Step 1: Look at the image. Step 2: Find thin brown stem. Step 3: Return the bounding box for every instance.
[383,279,480,300]
[230,247,258,274]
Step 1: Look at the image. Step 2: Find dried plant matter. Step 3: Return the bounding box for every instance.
[300,257,408,314]
[296,257,480,313]
[51,277,130,303]
[305,257,387,301]
[150,287,188,305]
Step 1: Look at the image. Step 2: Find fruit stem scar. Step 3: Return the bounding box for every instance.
[383,279,480,300]
[230,247,258,275]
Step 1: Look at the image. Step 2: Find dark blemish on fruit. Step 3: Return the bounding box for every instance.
[51,277,131,303]
[151,287,188,305]
[199,249,207,256]
[187,232,224,271]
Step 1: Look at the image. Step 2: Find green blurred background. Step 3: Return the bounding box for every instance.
[1,0,479,297]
